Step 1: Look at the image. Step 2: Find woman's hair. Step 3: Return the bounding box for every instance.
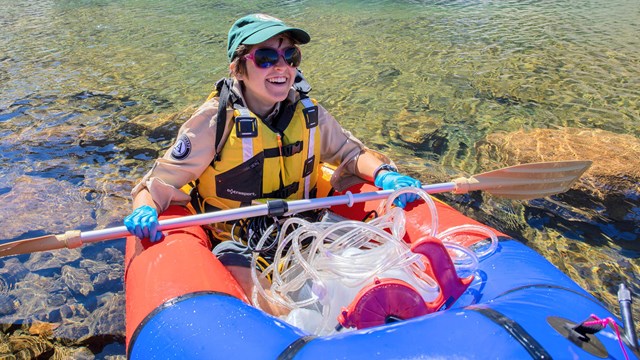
[230,33,299,77]
[230,44,250,76]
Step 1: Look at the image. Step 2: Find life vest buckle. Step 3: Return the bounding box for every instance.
[301,98,318,129]
[282,140,303,157]
[303,156,315,177]
[236,116,258,137]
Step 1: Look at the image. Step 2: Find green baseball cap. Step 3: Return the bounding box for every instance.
[227,14,311,62]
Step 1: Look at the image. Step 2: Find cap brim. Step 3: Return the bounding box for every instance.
[243,25,310,46]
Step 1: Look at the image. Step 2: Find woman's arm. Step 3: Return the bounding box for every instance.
[354,150,392,182]
[132,188,159,212]
[125,100,222,240]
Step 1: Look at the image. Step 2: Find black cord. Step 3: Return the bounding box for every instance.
[245,216,281,255]
[238,210,324,259]
[362,210,379,222]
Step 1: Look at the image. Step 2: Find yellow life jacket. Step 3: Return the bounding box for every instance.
[188,97,322,213]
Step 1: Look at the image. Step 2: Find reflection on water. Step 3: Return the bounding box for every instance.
[1,0,638,357]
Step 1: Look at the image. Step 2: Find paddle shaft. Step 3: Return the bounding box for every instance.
[80,182,457,244]
[0,160,592,258]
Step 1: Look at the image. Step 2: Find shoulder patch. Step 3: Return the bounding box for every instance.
[171,134,192,160]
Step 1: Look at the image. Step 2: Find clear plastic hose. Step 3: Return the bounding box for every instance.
[438,224,499,261]
[249,186,499,335]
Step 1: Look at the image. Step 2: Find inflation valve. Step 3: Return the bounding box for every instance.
[547,316,608,358]
[618,283,638,350]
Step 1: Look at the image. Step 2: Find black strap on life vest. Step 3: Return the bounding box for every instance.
[263,182,299,199]
[263,140,304,158]
[293,69,312,97]
[213,78,244,162]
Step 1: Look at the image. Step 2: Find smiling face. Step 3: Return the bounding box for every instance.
[232,35,298,118]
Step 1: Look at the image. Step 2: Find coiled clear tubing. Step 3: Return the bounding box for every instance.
[250,187,498,335]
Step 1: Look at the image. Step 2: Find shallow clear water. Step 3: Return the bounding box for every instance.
[1,0,638,357]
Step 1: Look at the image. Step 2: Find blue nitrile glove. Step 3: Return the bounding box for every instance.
[124,205,163,242]
[374,171,422,208]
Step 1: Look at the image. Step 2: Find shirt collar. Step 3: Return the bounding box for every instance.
[231,78,299,122]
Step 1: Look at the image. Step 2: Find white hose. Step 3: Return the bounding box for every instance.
[250,186,499,335]
[438,224,499,261]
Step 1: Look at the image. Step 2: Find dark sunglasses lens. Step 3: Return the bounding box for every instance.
[253,49,280,68]
[284,48,302,67]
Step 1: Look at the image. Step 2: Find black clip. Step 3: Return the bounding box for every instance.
[282,141,303,157]
[303,105,318,129]
[303,156,315,177]
[267,199,289,217]
[236,116,258,138]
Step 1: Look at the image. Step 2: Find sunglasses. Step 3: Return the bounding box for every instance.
[244,47,302,69]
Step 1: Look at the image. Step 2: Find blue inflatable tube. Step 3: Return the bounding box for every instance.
[129,239,638,359]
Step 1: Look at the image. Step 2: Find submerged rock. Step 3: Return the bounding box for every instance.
[0,176,96,241]
[6,334,54,358]
[478,127,640,202]
[477,127,640,248]
[0,245,126,358]
[393,108,447,152]
[126,104,197,141]
[24,249,82,274]
[0,294,18,317]
[61,266,94,297]
[0,258,29,287]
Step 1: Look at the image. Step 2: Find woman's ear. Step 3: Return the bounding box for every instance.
[230,62,244,80]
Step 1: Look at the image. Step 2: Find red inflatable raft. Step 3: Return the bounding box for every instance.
[125,183,638,359]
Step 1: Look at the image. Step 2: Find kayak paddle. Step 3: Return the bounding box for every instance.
[0,160,591,257]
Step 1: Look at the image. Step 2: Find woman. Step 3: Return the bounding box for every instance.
[124,14,421,312]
